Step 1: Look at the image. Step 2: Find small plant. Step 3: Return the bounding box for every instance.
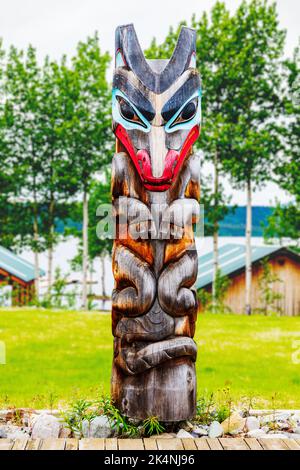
[9,408,24,426]
[241,394,257,417]
[47,392,58,414]
[196,391,215,424]
[269,393,279,431]
[50,267,69,308]
[61,398,97,437]
[212,388,232,423]
[97,396,139,437]
[142,416,165,436]
[66,289,77,309]
[214,404,230,423]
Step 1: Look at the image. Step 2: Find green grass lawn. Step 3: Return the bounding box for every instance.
[0,308,300,409]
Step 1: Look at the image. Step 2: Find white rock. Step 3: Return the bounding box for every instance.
[7,429,30,439]
[276,412,291,421]
[193,426,208,436]
[278,421,291,430]
[259,414,278,425]
[221,412,246,435]
[0,427,7,438]
[31,413,61,439]
[293,427,300,434]
[245,416,260,432]
[292,413,300,423]
[208,421,223,438]
[82,416,112,438]
[260,412,291,426]
[177,429,193,438]
[247,429,268,438]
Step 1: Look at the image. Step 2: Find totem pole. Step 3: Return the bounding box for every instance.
[111,24,201,422]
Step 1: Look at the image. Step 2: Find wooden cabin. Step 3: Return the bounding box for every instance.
[196,244,300,316]
[0,246,43,306]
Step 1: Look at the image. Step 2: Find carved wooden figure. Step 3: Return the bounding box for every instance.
[111,24,201,421]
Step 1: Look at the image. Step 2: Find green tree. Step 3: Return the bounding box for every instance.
[69,176,112,307]
[61,35,113,308]
[89,177,112,302]
[3,46,78,296]
[200,172,235,309]
[38,56,78,292]
[4,45,46,295]
[220,0,286,314]
[265,44,300,247]
[263,203,300,247]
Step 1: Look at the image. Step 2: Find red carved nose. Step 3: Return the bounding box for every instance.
[136,149,179,184]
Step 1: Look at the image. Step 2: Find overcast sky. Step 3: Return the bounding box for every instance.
[0,0,298,206]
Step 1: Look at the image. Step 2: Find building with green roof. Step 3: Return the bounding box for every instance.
[0,246,44,305]
[197,244,300,316]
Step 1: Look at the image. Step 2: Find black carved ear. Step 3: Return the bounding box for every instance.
[115,24,156,91]
[115,24,197,94]
[165,26,197,73]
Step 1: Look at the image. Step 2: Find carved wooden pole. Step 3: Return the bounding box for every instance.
[111,24,201,422]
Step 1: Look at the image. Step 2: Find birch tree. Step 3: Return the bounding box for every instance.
[4,45,46,296]
[62,34,113,309]
[221,0,285,314]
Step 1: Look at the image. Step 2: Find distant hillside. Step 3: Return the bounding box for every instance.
[55,206,274,237]
[217,206,273,237]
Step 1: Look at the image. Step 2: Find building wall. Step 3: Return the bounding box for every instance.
[0,273,34,306]
[222,254,300,315]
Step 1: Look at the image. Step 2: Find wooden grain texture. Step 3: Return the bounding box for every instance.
[25,439,41,450]
[65,438,79,450]
[244,438,263,450]
[258,438,289,450]
[0,438,299,450]
[219,438,249,450]
[194,438,210,450]
[280,439,300,450]
[111,24,201,422]
[79,438,105,450]
[143,438,158,450]
[12,438,28,450]
[181,438,197,450]
[118,439,144,450]
[156,438,184,450]
[40,438,65,450]
[0,439,13,450]
[105,438,118,450]
[207,438,223,450]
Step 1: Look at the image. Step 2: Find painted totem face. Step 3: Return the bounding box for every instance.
[112,24,201,191]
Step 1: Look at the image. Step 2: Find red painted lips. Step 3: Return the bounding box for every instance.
[115,124,200,191]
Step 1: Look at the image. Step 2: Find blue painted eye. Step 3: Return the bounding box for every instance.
[181,101,197,121]
[118,98,135,120]
[117,96,148,129]
[165,90,201,133]
[112,88,151,133]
